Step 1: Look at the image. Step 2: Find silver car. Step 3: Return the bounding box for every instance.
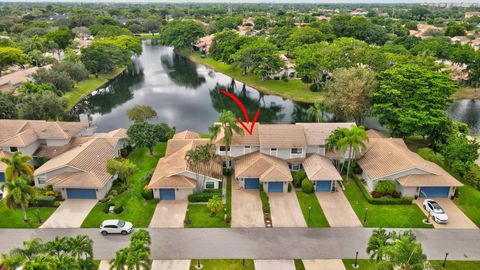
[100,220,133,235]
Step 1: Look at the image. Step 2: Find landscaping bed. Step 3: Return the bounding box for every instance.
[296,191,329,227]
[189,259,254,270]
[352,175,412,205]
[259,184,272,227]
[80,143,166,228]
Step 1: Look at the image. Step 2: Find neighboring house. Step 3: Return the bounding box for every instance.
[471,37,480,51]
[33,129,129,200]
[269,54,296,80]
[193,35,214,55]
[451,36,470,45]
[357,132,463,199]
[465,12,480,19]
[148,130,223,200]
[0,65,51,93]
[49,13,68,21]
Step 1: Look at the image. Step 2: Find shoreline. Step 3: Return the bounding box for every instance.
[452,87,480,100]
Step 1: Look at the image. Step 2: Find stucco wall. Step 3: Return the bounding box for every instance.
[35,166,81,188]
[260,147,305,160]
[19,141,40,156]
[216,145,260,158]
[46,139,71,147]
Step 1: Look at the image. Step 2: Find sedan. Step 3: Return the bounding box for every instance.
[100,220,133,235]
[423,199,448,224]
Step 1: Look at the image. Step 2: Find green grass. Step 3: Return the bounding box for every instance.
[188,52,322,103]
[135,33,161,39]
[344,180,432,228]
[184,204,229,228]
[295,191,330,227]
[0,205,57,228]
[454,184,480,227]
[189,259,254,270]
[343,259,376,270]
[294,259,306,270]
[343,259,480,270]
[80,143,166,228]
[64,67,126,109]
[452,87,480,100]
[226,175,232,219]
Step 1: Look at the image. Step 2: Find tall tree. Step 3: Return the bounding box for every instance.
[45,29,74,60]
[4,177,35,222]
[18,92,67,121]
[127,122,175,155]
[335,126,369,181]
[0,47,26,77]
[0,151,34,182]
[127,105,157,122]
[366,228,392,262]
[306,102,328,123]
[209,110,244,164]
[158,20,205,49]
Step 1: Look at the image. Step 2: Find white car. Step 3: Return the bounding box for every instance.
[423,199,448,224]
[100,220,133,235]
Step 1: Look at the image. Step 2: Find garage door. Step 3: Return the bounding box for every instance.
[244,178,260,189]
[0,172,4,182]
[268,182,283,192]
[419,187,450,198]
[66,188,97,199]
[160,189,175,200]
[316,181,332,192]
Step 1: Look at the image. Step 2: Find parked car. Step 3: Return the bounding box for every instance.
[100,220,133,235]
[423,199,448,224]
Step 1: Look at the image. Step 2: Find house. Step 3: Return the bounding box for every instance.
[269,54,296,79]
[465,12,480,19]
[451,36,470,45]
[0,65,51,93]
[471,37,480,51]
[357,133,463,199]
[33,129,129,200]
[193,35,213,55]
[49,13,68,21]
[148,130,223,200]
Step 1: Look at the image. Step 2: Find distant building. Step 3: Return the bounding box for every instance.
[49,13,68,21]
[0,65,51,93]
[193,35,213,55]
[451,36,470,45]
[465,12,480,19]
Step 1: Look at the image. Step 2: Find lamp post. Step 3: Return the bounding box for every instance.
[363,208,368,223]
[308,206,312,225]
[352,251,359,268]
[443,252,449,267]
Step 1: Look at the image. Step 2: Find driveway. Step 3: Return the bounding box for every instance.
[269,192,307,227]
[152,260,190,270]
[254,260,295,270]
[231,180,264,228]
[149,201,188,228]
[316,191,362,227]
[40,199,97,228]
[415,199,477,229]
[98,261,110,270]
[303,259,346,270]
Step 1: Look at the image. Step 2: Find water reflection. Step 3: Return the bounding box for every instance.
[448,99,480,135]
[161,52,206,88]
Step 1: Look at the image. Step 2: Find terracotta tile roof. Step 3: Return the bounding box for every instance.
[0,66,51,93]
[357,138,462,187]
[34,136,95,159]
[235,151,292,182]
[397,174,462,187]
[149,175,196,189]
[173,130,200,140]
[258,124,306,148]
[296,123,356,145]
[366,129,388,139]
[0,151,12,171]
[1,128,38,147]
[105,128,128,138]
[212,124,257,146]
[302,154,342,181]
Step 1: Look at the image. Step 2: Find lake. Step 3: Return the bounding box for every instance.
[73,40,480,136]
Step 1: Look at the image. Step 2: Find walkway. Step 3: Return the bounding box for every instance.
[149,201,188,228]
[40,199,97,228]
[269,192,307,227]
[316,191,362,227]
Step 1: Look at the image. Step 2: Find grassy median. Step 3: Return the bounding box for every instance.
[296,191,330,227]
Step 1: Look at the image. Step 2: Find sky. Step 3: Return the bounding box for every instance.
[2,0,479,3]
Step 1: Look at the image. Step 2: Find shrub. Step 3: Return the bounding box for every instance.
[374,180,396,196]
[44,185,54,192]
[392,191,401,198]
[44,191,57,197]
[465,163,480,190]
[352,175,412,205]
[259,185,270,213]
[225,215,231,223]
[32,195,56,207]
[292,170,307,188]
[114,204,125,214]
[371,191,382,198]
[104,203,114,214]
[188,189,222,202]
[301,178,314,193]
[139,169,154,186]
[223,168,233,176]
[32,68,74,92]
[417,148,446,167]
[141,189,154,200]
[288,183,292,192]
[51,61,89,82]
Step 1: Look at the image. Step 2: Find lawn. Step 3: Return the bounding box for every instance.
[451,87,480,100]
[64,67,126,109]
[189,259,254,270]
[344,180,432,228]
[343,259,376,270]
[454,184,480,227]
[343,259,480,270]
[0,205,56,228]
[184,204,229,228]
[296,191,329,227]
[294,259,305,270]
[188,52,322,103]
[80,143,166,228]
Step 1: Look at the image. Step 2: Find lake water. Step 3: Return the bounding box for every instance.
[73,40,480,136]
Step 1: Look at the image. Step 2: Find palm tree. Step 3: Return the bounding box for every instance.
[53,254,80,270]
[207,195,223,217]
[22,254,56,270]
[336,126,369,182]
[209,110,244,167]
[366,228,392,262]
[10,238,45,261]
[307,102,328,123]
[377,236,427,270]
[45,236,69,257]
[4,177,35,222]
[110,248,129,270]
[185,148,201,191]
[0,151,34,182]
[110,229,152,270]
[67,235,93,260]
[197,143,219,191]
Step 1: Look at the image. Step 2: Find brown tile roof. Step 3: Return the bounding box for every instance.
[258,124,306,148]
[212,124,257,146]
[357,138,462,187]
[397,174,462,187]
[1,128,38,147]
[105,128,128,138]
[366,129,388,139]
[296,123,356,145]
[34,136,95,159]
[235,151,292,182]
[302,154,342,181]
[173,130,200,140]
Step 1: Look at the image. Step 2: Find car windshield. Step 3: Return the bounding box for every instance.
[117,220,126,227]
[431,202,445,214]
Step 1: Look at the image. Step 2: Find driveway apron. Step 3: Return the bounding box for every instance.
[316,191,362,227]
[269,192,307,227]
[152,260,191,270]
[149,201,188,228]
[254,260,296,270]
[231,180,264,228]
[303,259,346,270]
[40,199,97,228]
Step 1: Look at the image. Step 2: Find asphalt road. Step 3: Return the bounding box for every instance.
[0,228,479,260]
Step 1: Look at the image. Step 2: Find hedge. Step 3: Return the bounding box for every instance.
[352,175,413,205]
[32,195,56,207]
[188,189,222,202]
[259,185,270,213]
[141,189,154,200]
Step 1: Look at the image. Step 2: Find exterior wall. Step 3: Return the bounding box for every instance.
[363,168,431,192]
[306,145,326,155]
[216,145,260,158]
[178,171,221,189]
[95,177,114,200]
[260,147,306,160]
[114,138,129,157]
[19,141,40,156]
[46,139,71,147]
[34,166,81,188]
[398,186,417,197]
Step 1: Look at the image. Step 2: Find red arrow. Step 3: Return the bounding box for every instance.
[219,89,260,135]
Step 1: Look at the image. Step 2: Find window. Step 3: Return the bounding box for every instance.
[291,148,303,154]
[206,181,215,189]
[37,176,47,185]
[9,147,18,152]
[244,146,251,150]
[222,160,232,168]
[219,146,230,152]
[290,164,301,171]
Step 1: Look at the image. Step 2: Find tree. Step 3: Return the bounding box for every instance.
[127,122,175,155]
[4,177,35,222]
[94,35,142,56]
[67,235,93,260]
[366,228,391,262]
[107,158,137,188]
[437,134,480,173]
[110,229,152,270]
[209,31,253,63]
[0,151,34,182]
[371,64,458,138]
[81,43,130,74]
[268,26,295,49]
[285,26,324,53]
[18,82,62,96]
[51,61,89,82]
[32,68,74,92]
[445,22,465,37]
[0,47,26,77]
[45,29,74,59]
[143,19,160,35]
[207,195,223,216]
[306,102,327,123]
[377,234,427,270]
[335,126,369,181]
[18,92,67,121]
[209,110,244,162]
[0,93,17,119]
[127,105,157,122]
[232,39,283,80]
[158,20,205,49]
[72,26,91,39]
[324,67,377,124]
[89,24,132,37]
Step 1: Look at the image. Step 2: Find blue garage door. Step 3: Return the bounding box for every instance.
[66,188,97,199]
[268,182,283,192]
[419,187,450,198]
[160,189,175,200]
[244,178,260,189]
[0,172,4,182]
[316,181,332,192]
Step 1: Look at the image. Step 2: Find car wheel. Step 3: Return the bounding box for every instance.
[121,231,127,235]
[101,231,108,236]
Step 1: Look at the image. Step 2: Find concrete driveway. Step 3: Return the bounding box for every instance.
[269,192,307,227]
[303,259,346,270]
[254,260,295,270]
[415,199,477,229]
[231,181,264,228]
[152,260,190,270]
[149,201,188,228]
[40,199,97,228]
[316,191,362,227]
